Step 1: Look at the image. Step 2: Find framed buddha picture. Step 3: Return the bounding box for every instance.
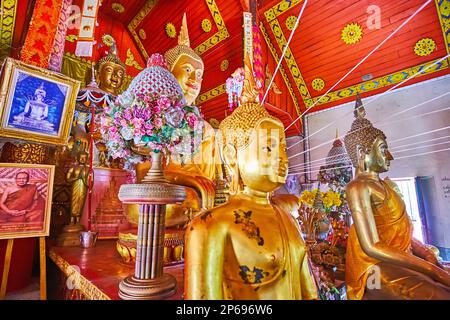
[0,58,80,145]
[0,163,55,240]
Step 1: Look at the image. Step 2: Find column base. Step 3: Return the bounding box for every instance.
[118,273,177,300]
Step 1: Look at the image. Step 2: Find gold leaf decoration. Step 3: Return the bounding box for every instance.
[220,59,229,71]
[202,19,212,33]
[209,118,220,129]
[125,48,143,70]
[312,78,325,91]
[102,34,114,47]
[165,23,176,38]
[111,3,125,13]
[285,16,298,31]
[66,35,77,42]
[341,23,363,45]
[414,38,436,57]
[139,29,146,40]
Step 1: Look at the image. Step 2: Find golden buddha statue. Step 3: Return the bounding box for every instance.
[163,13,216,210]
[343,94,450,300]
[96,38,126,96]
[66,151,90,225]
[184,55,318,300]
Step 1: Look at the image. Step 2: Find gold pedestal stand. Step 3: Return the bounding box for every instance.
[118,152,186,300]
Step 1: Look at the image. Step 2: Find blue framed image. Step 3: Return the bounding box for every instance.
[0,58,80,145]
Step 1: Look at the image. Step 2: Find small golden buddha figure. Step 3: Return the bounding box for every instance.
[184,55,318,300]
[67,151,90,225]
[343,94,450,300]
[96,39,126,96]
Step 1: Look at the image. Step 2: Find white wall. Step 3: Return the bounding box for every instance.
[304,75,450,249]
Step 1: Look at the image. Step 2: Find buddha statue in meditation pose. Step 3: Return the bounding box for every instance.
[343,94,450,300]
[184,55,318,300]
[13,83,54,132]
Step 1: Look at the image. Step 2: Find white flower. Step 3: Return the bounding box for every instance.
[118,91,134,106]
[120,127,134,141]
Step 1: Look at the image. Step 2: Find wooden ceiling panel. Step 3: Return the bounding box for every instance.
[259,0,449,114]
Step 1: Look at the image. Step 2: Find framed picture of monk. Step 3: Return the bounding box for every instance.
[0,163,55,240]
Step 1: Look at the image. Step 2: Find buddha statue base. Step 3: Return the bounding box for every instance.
[56,223,85,247]
[118,273,177,300]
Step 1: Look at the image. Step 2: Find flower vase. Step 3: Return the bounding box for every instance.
[142,151,166,183]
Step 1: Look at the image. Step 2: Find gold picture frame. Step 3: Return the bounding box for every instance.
[0,163,55,240]
[0,58,80,145]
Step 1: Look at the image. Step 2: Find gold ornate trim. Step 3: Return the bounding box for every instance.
[125,48,143,70]
[194,0,230,55]
[48,248,111,300]
[264,0,304,22]
[306,57,449,106]
[128,0,229,59]
[264,0,311,105]
[128,0,159,60]
[197,83,226,104]
[260,23,301,118]
[263,0,450,109]
[0,0,18,58]
[435,0,450,55]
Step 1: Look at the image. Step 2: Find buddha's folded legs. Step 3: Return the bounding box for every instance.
[363,262,450,300]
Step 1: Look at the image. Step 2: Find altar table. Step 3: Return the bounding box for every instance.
[47,240,184,300]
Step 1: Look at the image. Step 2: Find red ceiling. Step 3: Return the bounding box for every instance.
[10,0,449,137]
[258,0,450,115]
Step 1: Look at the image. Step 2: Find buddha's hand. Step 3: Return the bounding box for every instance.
[430,264,450,287]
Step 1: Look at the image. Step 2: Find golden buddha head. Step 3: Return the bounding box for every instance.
[96,38,126,96]
[77,151,88,165]
[344,93,393,173]
[164,13,204,106]
[219,55,288,193]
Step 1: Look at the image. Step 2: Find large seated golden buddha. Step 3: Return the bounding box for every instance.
[344,94,450,300]
[184,55,318,300]
[117,13,216,265]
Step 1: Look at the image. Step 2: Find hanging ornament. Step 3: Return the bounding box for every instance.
[341,23,363,45]
[226,68,245,111]
[253,25,264,101]
[414,38,436,56]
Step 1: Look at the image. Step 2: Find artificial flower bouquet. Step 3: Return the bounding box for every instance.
[100,54,203,165]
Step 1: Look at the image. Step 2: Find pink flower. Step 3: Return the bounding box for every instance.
[123,109,132,120]
[147,53,169,69]
[157,96,171,110]
[153,105,161,113]
[132,118,144,129]
[186,113,198,127]
[153,117,163,128]
[144,123,153,130]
